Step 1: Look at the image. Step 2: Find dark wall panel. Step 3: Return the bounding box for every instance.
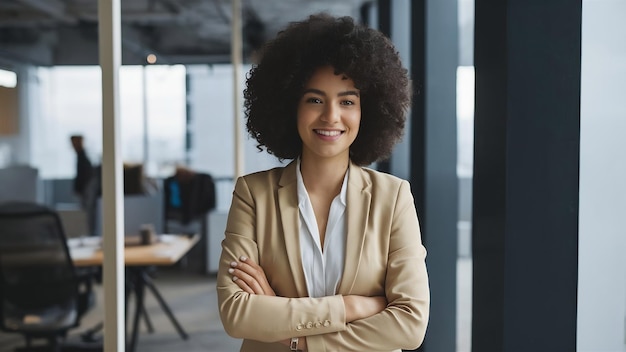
[472,1,581,351]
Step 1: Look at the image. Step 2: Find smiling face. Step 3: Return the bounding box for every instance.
[297,66,361,165]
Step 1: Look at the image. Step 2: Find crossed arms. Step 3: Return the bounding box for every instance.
[217,176,429,351]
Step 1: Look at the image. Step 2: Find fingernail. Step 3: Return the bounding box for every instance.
[230,261,237,267]
[228,268,234,274]
[240,256,248,261]
[232,276,238,282]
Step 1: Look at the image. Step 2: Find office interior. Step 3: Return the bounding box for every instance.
[0,0,624,351]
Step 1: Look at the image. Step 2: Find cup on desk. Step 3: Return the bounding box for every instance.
[139,224,157,245]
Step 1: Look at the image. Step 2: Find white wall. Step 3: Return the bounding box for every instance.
[578,1,626,351]
[186,64,284,179]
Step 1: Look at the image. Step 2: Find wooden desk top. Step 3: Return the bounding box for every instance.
[69,234,200,267]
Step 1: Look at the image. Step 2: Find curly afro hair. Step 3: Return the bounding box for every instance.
[244,13,411,166]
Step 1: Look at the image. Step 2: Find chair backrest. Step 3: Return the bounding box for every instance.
[0,202,80,333]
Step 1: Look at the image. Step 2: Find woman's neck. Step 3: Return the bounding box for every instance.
[299,156,349,196]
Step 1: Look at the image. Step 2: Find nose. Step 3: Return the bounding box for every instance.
[320,103,340,123]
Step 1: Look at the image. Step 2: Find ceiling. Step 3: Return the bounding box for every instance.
[0,0,372,67]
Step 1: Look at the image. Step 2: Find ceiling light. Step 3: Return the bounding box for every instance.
[0,69,17,88]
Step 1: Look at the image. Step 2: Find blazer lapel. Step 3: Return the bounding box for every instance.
[337,162,371,294]
[277,161,308,297]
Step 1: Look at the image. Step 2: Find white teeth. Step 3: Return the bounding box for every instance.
[315,130,342,136]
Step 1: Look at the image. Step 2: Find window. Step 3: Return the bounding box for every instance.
[31,65,186,179]
[0,68,17,88]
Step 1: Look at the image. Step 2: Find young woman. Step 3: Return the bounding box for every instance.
[217,13,429,352]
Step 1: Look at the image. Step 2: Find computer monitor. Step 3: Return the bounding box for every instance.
[94,193,163,237]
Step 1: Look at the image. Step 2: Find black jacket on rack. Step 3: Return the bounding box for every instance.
[164,172,216,225]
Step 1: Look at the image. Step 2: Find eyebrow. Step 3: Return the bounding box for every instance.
[303,88,360,97]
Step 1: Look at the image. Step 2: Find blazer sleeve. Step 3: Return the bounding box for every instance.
[217,176,348,342]
[306,180,430,351]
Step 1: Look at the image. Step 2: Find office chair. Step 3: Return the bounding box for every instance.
[0,202,98,352]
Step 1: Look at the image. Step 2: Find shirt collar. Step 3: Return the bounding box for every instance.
[296,158,349,207]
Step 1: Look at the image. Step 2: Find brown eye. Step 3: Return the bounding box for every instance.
[306,97,322,104]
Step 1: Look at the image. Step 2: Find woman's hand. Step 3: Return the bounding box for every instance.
[228,256,276,296]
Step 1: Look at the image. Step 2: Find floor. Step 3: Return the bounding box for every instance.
[0,259,472,352]
[0,268,242,352]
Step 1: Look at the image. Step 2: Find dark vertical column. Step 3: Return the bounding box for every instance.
[359,2,374,27]
[185,71,192,165]
[410,1,426,217]
[472,1,581,351]
[409,0,458,351]
[377,0,391,37]
[376,0,391,173]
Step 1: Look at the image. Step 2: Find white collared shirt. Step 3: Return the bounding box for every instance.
[296,159,348,298]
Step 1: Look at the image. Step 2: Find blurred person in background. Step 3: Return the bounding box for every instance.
[70,134,97,236]
[70,135,94,203]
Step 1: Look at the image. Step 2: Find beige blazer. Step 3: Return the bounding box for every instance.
[217,161,429,352]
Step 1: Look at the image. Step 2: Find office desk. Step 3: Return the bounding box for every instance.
[69,234,199,352]
[70,234,199,267]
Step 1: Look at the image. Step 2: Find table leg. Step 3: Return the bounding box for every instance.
[125,277,132,326]
[126,267,189,352]
[141,301,155,333]
[128,270,145,352]
[140,270,189,339]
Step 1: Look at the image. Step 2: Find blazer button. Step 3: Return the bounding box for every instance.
[296,324,303,331]
[306,321,313,329]
[323,320,330,327]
